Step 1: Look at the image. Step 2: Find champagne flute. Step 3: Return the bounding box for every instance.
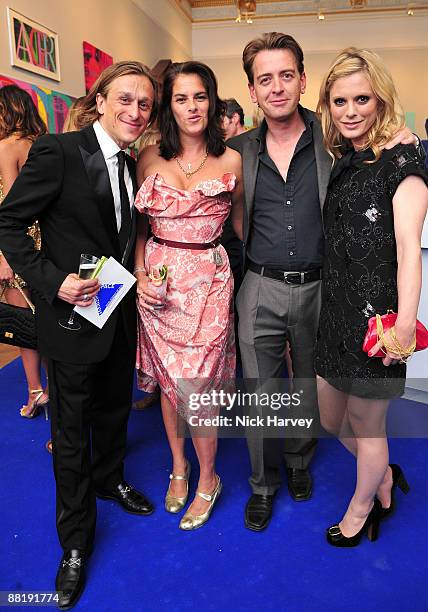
[58,254,100,331]
[149,265,168,309]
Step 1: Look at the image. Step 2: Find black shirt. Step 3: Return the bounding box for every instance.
[247,107,324,271]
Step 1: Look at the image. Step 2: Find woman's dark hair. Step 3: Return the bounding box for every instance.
[0,85,47,140]
[159,61,226,160]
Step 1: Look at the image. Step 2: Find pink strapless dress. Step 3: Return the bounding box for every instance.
[134,172,236,419]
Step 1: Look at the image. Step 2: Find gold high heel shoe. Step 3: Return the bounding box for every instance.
[165,461,191,513]
[20,388,49,420]
[179,475,222,530]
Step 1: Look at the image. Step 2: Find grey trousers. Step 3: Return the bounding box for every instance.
[236,269,321,495]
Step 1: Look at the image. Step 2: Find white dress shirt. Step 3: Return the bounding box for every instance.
[93,120,134,232]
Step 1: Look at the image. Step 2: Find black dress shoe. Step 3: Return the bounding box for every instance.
[96,481,154,515]
[55,549,86,610]
[245,493,274,531]
[286,468,312,501]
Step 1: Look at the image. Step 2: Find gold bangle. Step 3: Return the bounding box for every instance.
[390,327,416,357]
[375,316,416,362]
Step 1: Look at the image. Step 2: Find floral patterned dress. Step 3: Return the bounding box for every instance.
[134,172,236,418]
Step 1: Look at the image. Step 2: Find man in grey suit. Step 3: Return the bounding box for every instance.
[228,32,417,532]
[227,32,330,531]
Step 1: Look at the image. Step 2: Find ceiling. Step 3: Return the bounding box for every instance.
[184,0,428,21]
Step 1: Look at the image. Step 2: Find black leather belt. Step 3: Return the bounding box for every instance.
[248,262,322,284]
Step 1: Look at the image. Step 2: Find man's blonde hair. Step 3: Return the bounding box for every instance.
[317,48,404,161]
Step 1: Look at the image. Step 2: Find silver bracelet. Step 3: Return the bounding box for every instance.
[133,267,147,275]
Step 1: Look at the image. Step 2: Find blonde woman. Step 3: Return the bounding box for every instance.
[315,48,428,546]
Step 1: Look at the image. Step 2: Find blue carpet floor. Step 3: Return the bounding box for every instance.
[1,357,428,611]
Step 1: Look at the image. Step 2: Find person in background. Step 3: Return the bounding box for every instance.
[61,96,86,133]
[221,98,247,363]
[222,98,246,139]
[315,47,428,547]
[138,125,161,152]
[0,85,48,418]
[133,124,162,411]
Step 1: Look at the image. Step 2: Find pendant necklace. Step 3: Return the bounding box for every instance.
[175,150,208,179]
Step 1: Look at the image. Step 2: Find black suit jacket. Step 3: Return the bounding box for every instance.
[0,125,137,363]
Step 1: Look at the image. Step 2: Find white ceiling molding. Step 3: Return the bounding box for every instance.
[191,0,428,22]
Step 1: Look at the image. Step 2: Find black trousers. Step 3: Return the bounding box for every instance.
[48,319,135,551]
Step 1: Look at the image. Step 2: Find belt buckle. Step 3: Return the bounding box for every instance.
[283,272,301,285]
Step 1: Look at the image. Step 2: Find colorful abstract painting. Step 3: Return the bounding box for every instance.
[0,74,75,134]
[7,8,60,81]
[83,42,113,93]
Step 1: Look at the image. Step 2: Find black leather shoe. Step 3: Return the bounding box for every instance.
[96,481,154,515]
[286,468,312,501]
[245,494,274,531]
[55,549,86,610]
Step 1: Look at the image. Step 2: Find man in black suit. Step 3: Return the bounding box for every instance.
[0,61,157,609]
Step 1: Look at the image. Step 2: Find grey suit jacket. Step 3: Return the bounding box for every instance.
[227,108,332,245]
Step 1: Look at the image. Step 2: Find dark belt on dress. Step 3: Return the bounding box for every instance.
[152,236,221,250]
[248,261,322,285]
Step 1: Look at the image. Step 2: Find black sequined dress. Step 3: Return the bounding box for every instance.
[315,144,428,399]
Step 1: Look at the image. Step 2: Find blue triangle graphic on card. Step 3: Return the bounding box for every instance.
[95,284,123,315]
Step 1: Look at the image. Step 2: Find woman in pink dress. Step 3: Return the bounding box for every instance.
[134,61,243,530]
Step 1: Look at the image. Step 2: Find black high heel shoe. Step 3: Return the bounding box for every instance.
[326,498,382,547]
[380,464,410,518]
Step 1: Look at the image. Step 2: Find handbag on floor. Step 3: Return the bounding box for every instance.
[0,283,37,350]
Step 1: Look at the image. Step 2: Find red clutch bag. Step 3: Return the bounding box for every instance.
[363,312,428,357]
